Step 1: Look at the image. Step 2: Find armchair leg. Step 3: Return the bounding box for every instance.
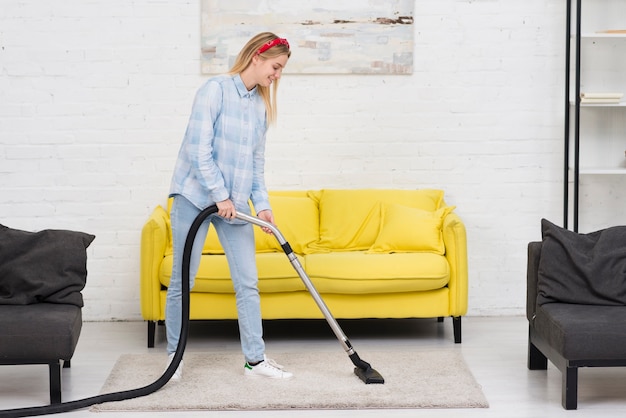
[528,340,547,370]
[147,321,156,348]
[453,316,462,343]
[563,365,578,410]
[49,361,62,404]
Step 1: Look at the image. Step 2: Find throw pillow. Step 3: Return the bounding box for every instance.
[367,204,455,254]
[254,194,320,254]
[313,189,445,251]
[198,194,320,255]
[0,224,95,307]
[537,218,626,306]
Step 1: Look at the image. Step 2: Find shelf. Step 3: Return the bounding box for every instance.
[579,167,626,175]
[579,32,626,38]
[570,101,626,107]
[569,167,626,175]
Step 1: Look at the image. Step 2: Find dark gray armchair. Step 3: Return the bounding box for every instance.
[527,219,626,410]
[0,224,94,404]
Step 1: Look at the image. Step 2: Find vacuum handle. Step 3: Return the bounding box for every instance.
[235,211,282,238]
[235,211,293,252]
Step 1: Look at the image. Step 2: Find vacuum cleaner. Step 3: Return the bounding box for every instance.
[0,205,383,417]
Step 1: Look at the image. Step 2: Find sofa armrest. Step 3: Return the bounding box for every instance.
[526,241,542,322]
[140,205,170,321]
[442,213,468,316]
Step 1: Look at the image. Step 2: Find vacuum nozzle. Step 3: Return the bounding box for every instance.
[349,352,385,384]
[354,365,385,384]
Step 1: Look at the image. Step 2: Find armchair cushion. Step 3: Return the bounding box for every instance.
[534,303,626,360]
[537,219,626,307]
[0,303,83,360]
[0,225,94,307]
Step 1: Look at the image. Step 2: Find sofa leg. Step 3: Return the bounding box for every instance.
[437,317,444,323]
[147,321,156,348]
[453,316,461,343]
[49,361,62,404]
[563,365,578,410]
[528,340,547,370]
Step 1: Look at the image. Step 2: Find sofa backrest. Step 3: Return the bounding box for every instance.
[166,192,320,255]
[165,189,450,255]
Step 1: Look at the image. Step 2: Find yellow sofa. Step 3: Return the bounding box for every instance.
[140,189,468,347]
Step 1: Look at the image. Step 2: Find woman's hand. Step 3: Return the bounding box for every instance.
[216,199,236,220]
[257,209,275,234]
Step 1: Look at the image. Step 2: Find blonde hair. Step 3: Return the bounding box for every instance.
[229,32,291,125]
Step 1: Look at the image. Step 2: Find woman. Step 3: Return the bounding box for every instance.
[165,32,292,380]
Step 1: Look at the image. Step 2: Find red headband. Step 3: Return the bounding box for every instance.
[256,38,290,55]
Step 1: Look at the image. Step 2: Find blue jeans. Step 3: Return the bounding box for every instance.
[165,195,265,363]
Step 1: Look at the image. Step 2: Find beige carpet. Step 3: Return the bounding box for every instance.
[91,350,488,411]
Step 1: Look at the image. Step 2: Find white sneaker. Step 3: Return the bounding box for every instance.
[165,353,183,381]
[244,356,293,379]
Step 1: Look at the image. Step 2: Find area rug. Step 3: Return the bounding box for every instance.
[91,350,488,411]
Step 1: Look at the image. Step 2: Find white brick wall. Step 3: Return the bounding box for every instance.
[1,1,620,320]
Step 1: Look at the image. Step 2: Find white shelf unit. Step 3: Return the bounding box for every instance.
[565,0,626,231]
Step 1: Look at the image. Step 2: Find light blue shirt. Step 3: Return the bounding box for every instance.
[169,74,271,216]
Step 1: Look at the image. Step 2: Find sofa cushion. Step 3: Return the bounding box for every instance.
[537,219,626,306]
[312,189,445,251]
[0,225,94,307]
[368,204,455,254]
[305,252,449,294]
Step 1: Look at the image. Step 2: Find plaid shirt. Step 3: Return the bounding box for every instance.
[169,74,271,216]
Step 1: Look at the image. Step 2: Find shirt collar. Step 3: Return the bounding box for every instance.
[233,74,258,98]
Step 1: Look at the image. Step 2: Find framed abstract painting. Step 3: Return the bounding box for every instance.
[200,0,414,75]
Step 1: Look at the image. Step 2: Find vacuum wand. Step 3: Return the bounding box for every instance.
[235,211,384,384]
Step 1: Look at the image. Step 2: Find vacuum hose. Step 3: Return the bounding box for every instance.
[0,202,383,417]
[0,205,218,418]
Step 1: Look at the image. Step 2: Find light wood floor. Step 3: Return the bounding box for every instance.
[1,316,626,417]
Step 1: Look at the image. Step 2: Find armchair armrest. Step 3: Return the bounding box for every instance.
[526,241,542,322]
[140,205,170,321]
[442,212,468,316]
